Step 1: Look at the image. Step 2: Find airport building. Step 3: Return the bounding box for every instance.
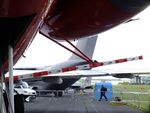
[131,75,150,84]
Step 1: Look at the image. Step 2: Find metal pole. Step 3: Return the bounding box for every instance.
[149,97,150,112]
[8,45,14,113]
[1,73,3,113]
[1,73,7,113]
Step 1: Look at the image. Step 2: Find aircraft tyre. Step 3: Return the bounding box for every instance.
[3,92,9,113]
[14,95,24,113]
[3,93,24,113]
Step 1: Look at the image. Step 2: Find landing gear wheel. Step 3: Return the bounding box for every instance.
[3,93,24,113]
[3,92,8,113]
[54,91,63,97]
[14,95,24,113]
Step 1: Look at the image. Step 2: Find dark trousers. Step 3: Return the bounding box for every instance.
[99,93,107,100]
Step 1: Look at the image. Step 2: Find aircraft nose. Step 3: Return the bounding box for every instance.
[109,0,150,13]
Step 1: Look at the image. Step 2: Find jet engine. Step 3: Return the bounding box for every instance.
[112,73,134,78]
[42,77,63,84]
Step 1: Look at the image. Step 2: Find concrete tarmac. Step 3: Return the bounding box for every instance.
[25,92,143,113]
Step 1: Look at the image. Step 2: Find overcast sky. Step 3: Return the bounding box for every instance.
[14,6,150,72]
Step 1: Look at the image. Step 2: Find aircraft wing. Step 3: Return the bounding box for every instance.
[12,68,150,81]
[96,68,150,78]
[5,55,143,81]
[41,70,111,78]
[98,68,150,75]
[13,65,52,71]
[50,68,150,79]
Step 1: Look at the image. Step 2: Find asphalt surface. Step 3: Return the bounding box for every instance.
[25,92,144,113]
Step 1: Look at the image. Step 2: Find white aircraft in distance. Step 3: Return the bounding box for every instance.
[10,36,143,97]
[12,35,98,97]
[70,77,93,93]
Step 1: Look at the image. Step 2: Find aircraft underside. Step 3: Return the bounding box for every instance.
[0,0,150,72]
[27,77,80,97]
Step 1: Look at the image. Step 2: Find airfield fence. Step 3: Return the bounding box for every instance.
[113,90,150,112]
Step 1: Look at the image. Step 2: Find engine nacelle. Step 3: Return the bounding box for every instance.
[112,73,134,78]
[42,77,63,84]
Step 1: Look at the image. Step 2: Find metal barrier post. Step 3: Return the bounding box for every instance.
[149,97,150,111]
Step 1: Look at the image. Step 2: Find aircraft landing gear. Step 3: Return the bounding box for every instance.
[3,93,24,113]
[54,91,63,97]
[14,95,24,113]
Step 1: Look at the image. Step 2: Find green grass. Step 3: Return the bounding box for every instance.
[112,84,150,113]
[113,84,150,92]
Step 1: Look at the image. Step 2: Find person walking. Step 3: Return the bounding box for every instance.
[99,85,107,101]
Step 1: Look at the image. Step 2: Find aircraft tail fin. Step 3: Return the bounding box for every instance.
[84,77,92,85]
[69,35,98,60]
[83,77,92,89]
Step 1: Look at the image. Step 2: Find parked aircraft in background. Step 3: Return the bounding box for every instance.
[11,36,143,97]
[5,41,143,113]
[70,77,93,93]
[12,36,98,97]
